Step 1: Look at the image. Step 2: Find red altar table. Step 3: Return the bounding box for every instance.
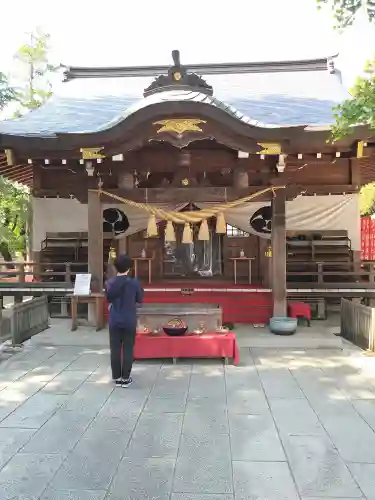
[134,332,240,365]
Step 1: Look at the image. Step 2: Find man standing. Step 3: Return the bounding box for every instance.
[106,254,143,387]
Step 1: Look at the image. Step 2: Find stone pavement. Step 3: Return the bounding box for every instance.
[1,336,375,499]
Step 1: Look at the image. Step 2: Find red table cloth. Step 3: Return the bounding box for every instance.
[134,332,240,365]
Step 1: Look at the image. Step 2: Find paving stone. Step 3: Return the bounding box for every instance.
[126,412,183,458]
[172,496,233,500]
[319,411,375,463]
[0,428,36,469]
[28,361,72,382]
[0,393,66,428]
[42,370,90,394]
[173,456,233,494]
[0,377,47,422]
[178,433,231,462]
[144,394,187,413]
[100,385,150,415]
[0,369,28,391]
[227,388,269,414]
[258,368,304,399]
[108,457,175,500]
[348,462,375,500]
[22,410,92,455]
[229,413,285,461]
[233,461,299,500]
[64,353,106,372]
[51,429,126,490]
[269,398,326,436]
[61,382,113,416]
[183,407,229,435]
[152,365,191,396]
[352,399,375,432]
[0,453,64,499]
[40,488,107,500]
[283,434,362,498]
[188,373,226,399]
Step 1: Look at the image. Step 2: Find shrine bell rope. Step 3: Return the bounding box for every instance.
[89,186,285,242]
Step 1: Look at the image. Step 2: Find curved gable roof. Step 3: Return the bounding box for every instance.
[0,56,349,138]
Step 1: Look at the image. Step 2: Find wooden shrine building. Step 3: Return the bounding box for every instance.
[1,50,375,322]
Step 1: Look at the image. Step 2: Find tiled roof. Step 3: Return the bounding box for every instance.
[0,60,349,137]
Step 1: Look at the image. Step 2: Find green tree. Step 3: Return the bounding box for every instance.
[0,178,29,264]
[317,0,375,28]
[317,1,375,140]
[0,72,17,111]
[360,181,375,215]
[0,28,56,263]
[13,28,57,115]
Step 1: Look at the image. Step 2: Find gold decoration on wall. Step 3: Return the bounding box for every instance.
[153,118,206,136]
[265,246,272,258]
[80,147,105,160]
[357,141,364,158]
[5,149,14,166]
[257,143,282,155]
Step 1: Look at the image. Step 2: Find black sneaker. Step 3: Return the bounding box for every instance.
[122,377,133,388]
[114,378,123,387]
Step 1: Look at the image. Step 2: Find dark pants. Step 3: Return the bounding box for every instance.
[109,325,136,380]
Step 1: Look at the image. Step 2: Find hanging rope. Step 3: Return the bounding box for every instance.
[90,186,285,224]
[90,185,285,240]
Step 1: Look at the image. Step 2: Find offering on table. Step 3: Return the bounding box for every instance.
[163,318,188,336]
[216,325,229,334]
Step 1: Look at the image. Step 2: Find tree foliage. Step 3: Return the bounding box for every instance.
[331,57,375,141]
[0,72,17,112]
[317,0,375,28]
[0,28,55,262]
[0,178,29,260]
[360,181,375,215]
[13,28,57,115]
[316,1,375,140]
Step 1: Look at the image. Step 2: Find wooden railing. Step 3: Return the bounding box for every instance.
[341,298,375,351]
[0,261,88,284]
[0,296,49,346]
[287,261,375,284]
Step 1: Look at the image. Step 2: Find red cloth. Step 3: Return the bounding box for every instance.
[288,301,311,321]
[134,332,240,365]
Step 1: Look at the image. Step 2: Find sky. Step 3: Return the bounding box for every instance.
[0,0,374,89]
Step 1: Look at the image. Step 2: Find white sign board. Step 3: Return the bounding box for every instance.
[73,273,92,296]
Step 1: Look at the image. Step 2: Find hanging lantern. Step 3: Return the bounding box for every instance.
[146,214,158,238]
[165,220,176,242]
[216,212,226,234]
[182,223,193,243]
[265,245,272,258]
[198,220,210,241]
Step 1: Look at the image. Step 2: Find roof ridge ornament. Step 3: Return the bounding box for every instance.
[143,50,213,97]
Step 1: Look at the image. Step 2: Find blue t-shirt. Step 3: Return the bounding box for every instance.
[106,275,143,329]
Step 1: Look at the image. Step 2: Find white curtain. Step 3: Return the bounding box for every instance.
[197,194,361,250]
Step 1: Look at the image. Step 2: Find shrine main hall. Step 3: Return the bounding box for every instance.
[0,50,374,324]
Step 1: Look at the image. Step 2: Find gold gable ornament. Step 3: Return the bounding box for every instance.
[257,143,282,155]
[80,147,105,160]
[153,118,206,136]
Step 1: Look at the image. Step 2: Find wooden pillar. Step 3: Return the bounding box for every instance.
[88,190,103,292]
[118,235,128,255]
[271,189,287,317]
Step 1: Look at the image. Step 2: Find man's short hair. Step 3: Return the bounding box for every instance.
[114,254,133,273]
